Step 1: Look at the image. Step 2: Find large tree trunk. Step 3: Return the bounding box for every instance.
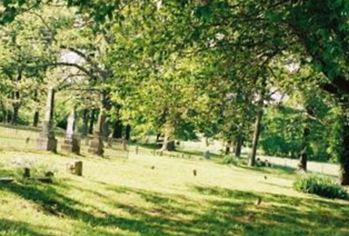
[249,98,264,167]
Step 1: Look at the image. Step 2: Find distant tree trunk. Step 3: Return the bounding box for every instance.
[298,106,313,171]
[125,124,131,141]
[102,117,110,141]
[11,103,20,125]
[32,90,39,127]
[298,128,310,171]
[249,98,264,167]
[11,71,22,125]
[225,140,232,155]
[235,135,243,158]
[2,110,7,123]
[6,111,12,123]
[339,102,349,185]
[0,102,6,123]
[205,137,210,147]
[161,133,169,151]
[0,106,4,123]
[89,109,96,134]
[156,133,161,143]
[11,90,21,125]
[88,108,105,156]
[81,109,89,136]
[112,120,123,139]
[33,110,39,127]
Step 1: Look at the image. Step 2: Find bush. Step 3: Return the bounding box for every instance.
[294,175,348,199]
[223,156,238,165]
[222,156,247,166]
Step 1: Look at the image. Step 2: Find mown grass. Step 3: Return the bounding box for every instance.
[0,126,348,235]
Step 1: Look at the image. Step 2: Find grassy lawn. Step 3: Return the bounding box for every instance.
[0,126,348,235]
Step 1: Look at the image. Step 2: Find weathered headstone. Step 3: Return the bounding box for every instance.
[122,138,128,151]
[167,140,175,151]
[37,87,57,152]
[67,161,83,176]
[203,150,210,159]
[61,110,81,154]
[88,109,105,156]
[23,167,31,178]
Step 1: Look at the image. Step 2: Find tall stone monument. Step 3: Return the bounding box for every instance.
[88,109,105,156]
[61,110,80,154]
[37,87,57,152]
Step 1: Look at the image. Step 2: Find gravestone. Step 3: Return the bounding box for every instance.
[203,150,210,159]
[61,110,80,154]
[67,161,83,176]
[37,87,57,152]
[23,168,31,178]
[88,109,105,156]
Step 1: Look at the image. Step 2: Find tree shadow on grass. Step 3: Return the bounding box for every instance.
[192,186,349,235]
[0,219,46,236]
[105,184,349,235]
[236,163,296,178]
[2,178,349,236]
[0,181,188,235]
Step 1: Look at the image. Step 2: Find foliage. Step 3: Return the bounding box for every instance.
[260,105,335,161]
[294,175,348,199]
[222,155,239,165]
[1,0,349,183]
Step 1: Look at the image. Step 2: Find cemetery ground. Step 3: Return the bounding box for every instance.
[0,125,348,236]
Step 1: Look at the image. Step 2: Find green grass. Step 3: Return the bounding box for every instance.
[0,126,348,235]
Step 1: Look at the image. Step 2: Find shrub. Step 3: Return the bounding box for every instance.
[294,175,348,200]
[223,156,238,165]
[222,156,247,166]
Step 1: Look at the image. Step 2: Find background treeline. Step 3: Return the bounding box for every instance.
[0,0,348,183]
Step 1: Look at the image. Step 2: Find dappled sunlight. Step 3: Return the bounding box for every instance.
[1,151,348,235]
